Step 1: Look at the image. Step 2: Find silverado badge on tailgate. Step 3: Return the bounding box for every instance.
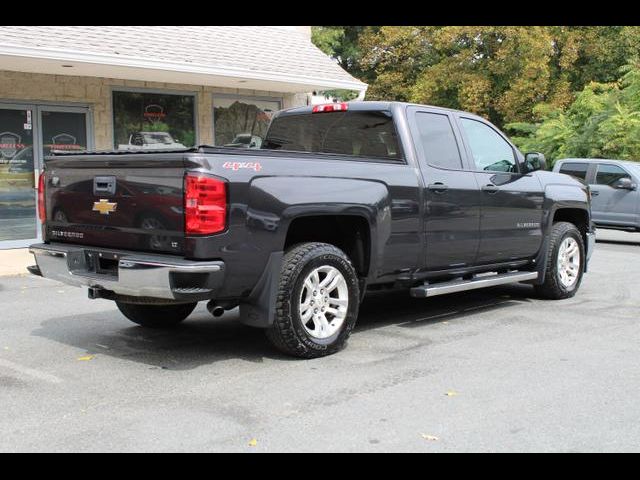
[92,199,118,215]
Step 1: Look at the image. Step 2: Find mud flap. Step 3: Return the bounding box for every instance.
[532,236,550,286]
[238,251,283,328]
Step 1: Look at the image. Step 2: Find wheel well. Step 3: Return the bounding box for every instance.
[284,215,371,277]
[553,208,589,243]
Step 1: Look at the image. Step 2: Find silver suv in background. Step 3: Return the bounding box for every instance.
[554,158,640,231]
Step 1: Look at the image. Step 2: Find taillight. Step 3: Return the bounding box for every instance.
[312,102,349,113]
[184,173,227,235]
[38,172,46,223]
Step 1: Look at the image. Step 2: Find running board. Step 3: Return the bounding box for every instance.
[410,271,539,298]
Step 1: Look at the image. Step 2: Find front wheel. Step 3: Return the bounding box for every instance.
[116,302,197,328]
[266,242,360,358]
[535,222,585,299]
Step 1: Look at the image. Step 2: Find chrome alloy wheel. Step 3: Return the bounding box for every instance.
[557,237,581,288]
[298,265,349,340]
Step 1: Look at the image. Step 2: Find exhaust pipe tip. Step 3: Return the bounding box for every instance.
[206,300,225,317]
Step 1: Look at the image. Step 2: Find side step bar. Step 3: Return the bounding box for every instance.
[410,271,538,298]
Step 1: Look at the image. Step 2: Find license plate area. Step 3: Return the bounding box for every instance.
[85,250,120,277]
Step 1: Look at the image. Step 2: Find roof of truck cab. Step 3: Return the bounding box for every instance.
[279,101,476,117]
[556,158,640,168]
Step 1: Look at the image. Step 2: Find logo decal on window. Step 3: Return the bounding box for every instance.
[143,104,167,123]
[50,133,81,151]
[0,132,23,159]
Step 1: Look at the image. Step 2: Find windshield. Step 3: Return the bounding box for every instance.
[142,133,174,144]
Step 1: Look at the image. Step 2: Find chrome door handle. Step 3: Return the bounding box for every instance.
[428,182,449,194]
[482,184,500,194]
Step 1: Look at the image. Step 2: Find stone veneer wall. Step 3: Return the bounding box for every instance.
[0,70,308,149]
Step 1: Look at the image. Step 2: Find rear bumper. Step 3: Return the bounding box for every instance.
[29,243,225,301]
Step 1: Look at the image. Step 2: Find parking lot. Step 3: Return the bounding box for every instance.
[1,228,639,452]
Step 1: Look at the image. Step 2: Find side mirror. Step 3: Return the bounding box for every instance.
[524,152,547,172]
[613,177,637,190]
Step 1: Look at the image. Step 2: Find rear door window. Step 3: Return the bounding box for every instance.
[263,111,402,161]
[559,162,589,182]
[414,112,463,170]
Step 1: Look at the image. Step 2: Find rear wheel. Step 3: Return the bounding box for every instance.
[266,242,360,358]
[535,222,585,299]
[116,302,197,328]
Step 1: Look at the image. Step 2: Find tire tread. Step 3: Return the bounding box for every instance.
[535,221,584,300]
[266,242,359,358]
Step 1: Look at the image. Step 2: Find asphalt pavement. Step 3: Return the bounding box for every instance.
[0,228,638,452]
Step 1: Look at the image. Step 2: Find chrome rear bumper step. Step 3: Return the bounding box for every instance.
[410,271,539,298]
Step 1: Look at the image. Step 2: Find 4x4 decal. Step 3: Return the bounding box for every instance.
[222,161,262,172]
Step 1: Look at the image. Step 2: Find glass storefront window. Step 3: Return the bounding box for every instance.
[0,104,91,247]
[0,107,35,242]
[213,96,281,148]
[113,91,196,150]
[41,110,88,156]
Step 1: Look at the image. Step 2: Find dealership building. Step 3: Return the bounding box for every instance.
[0,25,367,250]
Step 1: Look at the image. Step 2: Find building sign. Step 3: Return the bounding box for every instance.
[143,104,167,123]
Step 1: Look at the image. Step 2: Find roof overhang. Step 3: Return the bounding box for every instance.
[0,44,368,94]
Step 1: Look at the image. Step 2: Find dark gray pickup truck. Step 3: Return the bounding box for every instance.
[29,101,595,358]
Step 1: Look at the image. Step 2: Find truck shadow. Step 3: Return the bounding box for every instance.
[32,284,535,370]
[356,284,534,332]
[596,238,640,247]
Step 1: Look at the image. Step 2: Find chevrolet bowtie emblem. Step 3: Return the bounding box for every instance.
[93,199,117,215]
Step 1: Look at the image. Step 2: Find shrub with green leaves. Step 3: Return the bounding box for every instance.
[506,62,640,166]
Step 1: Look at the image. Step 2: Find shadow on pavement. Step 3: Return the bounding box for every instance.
[356,283,534,332]
[596,239,640,247]
[32,284,536,370]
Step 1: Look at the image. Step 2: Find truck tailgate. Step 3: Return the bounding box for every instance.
[44,153,187,255]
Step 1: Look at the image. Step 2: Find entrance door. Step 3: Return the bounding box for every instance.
[0,105,36,247]
[0,103,91,249]
[39,107,90,157]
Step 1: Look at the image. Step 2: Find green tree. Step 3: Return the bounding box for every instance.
[311,26,375,101]
[506,62,640,165]
[312,26,640,129]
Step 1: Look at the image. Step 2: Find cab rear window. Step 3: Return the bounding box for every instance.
[262,111,403,161]
[559,162,588,182]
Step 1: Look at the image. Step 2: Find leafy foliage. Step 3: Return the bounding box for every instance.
[312,26,640,127]
[312,26,640,163]
[506,62,640,165]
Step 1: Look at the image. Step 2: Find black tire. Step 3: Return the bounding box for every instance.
[266,242,360,359]
[535,222,585,300]
[116,302,197,328]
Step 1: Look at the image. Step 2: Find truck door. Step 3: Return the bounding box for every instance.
[407,107,481,270]
[455,115,545,265]
[589,163,639,227]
